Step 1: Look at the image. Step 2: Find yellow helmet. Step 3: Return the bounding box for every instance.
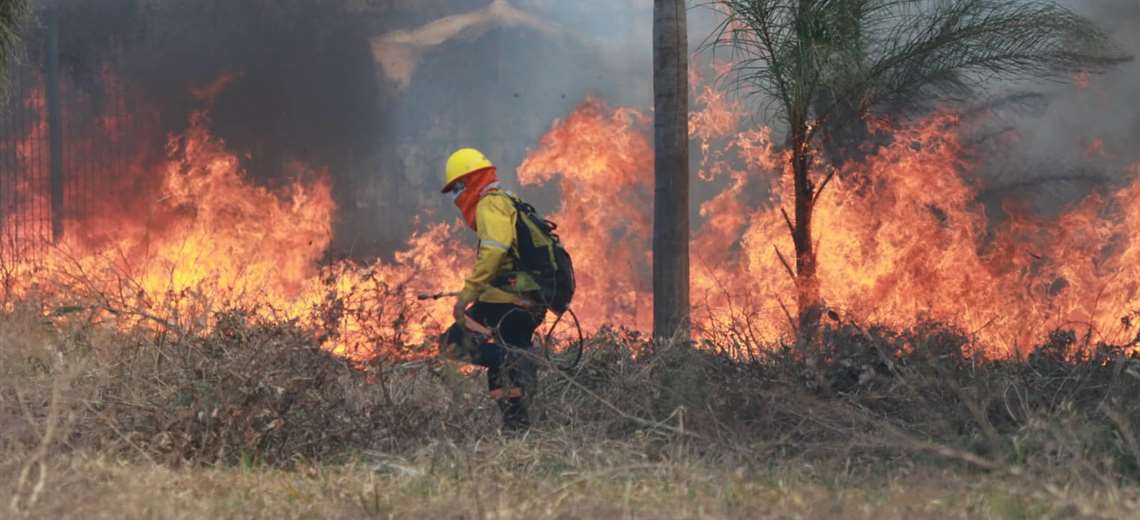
[442,148,494,193]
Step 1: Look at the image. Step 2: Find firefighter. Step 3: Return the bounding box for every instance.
[441,147,543,431]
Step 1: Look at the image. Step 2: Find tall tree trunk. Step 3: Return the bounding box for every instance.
[791,132,821,334]
[652,0,690,341]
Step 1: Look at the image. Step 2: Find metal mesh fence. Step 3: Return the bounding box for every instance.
[1,42,135,268]
[0,59,51,266]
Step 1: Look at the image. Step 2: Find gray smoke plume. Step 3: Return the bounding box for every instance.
[8,1,668,258]
[973,0,1139,216]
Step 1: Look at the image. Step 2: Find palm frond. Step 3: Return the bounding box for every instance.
[702,0,1131,136]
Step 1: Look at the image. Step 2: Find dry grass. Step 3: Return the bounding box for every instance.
[3,301,1140,518]
[9,449,1140,519]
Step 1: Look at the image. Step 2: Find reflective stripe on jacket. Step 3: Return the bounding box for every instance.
[458,191,531,304]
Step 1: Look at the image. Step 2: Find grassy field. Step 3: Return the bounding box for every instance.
[10,445,1140,519]
[3,304,1140,519]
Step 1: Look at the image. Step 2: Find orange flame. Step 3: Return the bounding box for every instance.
[6,70,1140,362]
[518,99,654,331]
[516,94,1140,356]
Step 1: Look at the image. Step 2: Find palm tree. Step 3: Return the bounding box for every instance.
[653,0,692,342]
[0,0,28,88]
[708,0,1129,334]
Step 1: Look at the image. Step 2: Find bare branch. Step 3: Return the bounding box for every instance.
[776,296,798,335]
[813,168,837,205]
[773,245,796,281]
[779,206,795,235]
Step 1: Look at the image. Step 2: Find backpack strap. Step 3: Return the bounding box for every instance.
[484,190,560,269]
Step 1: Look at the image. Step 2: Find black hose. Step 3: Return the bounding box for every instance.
[494,306,584,371]
[543,307,583,371]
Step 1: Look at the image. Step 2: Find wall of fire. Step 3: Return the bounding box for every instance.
[0,1,645,266]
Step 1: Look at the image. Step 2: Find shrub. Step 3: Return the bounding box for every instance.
[3,304,1139,483]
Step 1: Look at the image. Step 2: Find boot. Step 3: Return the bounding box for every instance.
[498,397,530,432]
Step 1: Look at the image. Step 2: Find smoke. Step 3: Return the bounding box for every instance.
[7,0,665,259]
[976,0,1140,215]
[365,0,660,252]
[20,1,388,256]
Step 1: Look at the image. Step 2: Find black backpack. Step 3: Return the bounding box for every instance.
[497,193,576,314]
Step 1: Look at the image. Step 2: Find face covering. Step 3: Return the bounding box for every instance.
[451,167,498,230]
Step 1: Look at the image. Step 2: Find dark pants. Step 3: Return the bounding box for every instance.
[467,302,542,429]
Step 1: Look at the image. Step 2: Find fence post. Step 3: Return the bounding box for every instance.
[46,8,64,243]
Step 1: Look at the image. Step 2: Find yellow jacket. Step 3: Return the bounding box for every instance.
[458,191,540,304]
